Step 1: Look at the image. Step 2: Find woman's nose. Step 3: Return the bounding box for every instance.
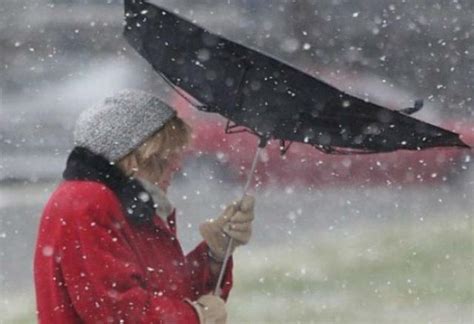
[172,159,182,172]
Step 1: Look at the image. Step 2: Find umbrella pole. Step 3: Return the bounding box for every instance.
[214,140,266,296]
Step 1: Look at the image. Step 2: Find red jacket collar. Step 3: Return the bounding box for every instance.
[63,146,156,224]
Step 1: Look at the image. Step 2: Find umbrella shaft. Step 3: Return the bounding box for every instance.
[242,146,263,196]
[214,144,264,296]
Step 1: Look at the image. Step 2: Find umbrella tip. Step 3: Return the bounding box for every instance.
[452,136,471,149]
[414,99,424,110]
[400,99,424,115]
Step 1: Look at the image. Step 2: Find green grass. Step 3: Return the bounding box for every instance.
[0,294,36,324]
[2,217,472,323]
[228,217,473,323]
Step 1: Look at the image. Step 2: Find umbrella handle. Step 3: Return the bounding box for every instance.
[214,139,266,296]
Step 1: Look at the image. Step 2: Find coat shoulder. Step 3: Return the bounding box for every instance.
[45,180,123,224]
[55,180,117,203]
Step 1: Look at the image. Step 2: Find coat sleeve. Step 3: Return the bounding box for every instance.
[185,241,233,300]
[59,194,199,324]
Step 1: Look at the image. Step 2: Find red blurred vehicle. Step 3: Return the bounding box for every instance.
[169,72,473,188]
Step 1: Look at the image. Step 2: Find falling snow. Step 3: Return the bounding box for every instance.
[1,0,473,323]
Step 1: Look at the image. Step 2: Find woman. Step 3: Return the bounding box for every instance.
[34,89,255,323]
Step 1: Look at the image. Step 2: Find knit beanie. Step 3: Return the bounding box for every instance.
[74,89,176,162]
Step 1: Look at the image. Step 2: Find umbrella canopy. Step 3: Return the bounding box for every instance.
[123,0,469,154]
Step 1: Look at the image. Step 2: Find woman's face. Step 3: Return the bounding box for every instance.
[157,150,184,192]
[135,148,186,193]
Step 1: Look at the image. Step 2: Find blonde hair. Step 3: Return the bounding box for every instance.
[117,116,191,179]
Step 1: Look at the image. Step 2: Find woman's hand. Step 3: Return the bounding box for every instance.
[199,195,255,261]
[187,294,227,324]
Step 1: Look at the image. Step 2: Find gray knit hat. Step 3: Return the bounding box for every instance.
[74,89,176,161]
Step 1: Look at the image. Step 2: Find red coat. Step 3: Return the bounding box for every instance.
[34,147,233,323]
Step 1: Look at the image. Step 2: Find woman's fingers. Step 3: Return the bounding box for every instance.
[219,204,237,223]
[227,222,251,232]
[230,210,254,223]
[224,227,252,244]
[239,195,255,213]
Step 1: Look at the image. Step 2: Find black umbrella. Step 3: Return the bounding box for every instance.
[123,0,469,295]
[123,0,468,153]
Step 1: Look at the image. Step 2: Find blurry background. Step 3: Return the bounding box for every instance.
[0,0,473,323]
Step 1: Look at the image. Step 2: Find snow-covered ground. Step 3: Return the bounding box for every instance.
[228,216,473,323]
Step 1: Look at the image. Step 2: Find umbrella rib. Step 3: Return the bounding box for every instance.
[225,120,248,134]
[279,140,293,155]
[158,70,209,110]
